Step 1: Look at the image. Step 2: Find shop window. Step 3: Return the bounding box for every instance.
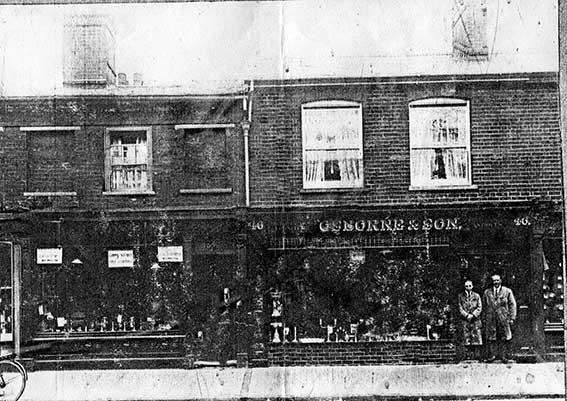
[35,245,186,334]
[104,127,153,194]
[409,98,472,189]
[266,248,456,342]
[301,101,363,190]
[175,124,233,192]
[23,127,79,194]
[542,239,564,326]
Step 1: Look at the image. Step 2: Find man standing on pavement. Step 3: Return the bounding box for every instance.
[482,274,517,362]
[458,279,482,361]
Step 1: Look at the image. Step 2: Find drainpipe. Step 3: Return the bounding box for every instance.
[243,80,254,207]
[558,0,567,392]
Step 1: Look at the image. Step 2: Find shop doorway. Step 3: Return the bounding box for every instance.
[0,243,15,343]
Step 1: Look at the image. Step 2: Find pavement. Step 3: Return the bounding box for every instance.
[19,362,566,401]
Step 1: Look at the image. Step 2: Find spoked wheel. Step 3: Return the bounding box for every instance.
[0,360,26,401]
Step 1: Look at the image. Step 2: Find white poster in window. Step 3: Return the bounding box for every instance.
[37,248,62,264]
[108,250,134,268]
[157,246,183,262]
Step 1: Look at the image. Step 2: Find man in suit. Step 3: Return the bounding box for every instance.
[482,274,517,362]
[458,279,482,361]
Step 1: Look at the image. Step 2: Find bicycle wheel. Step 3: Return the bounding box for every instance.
[0,360,26,401]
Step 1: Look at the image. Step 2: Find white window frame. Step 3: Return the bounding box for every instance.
[408,98,473,190]
[104,126,153,195]
[301,100,363,190]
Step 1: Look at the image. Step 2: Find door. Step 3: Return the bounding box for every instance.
[0,243,14,343]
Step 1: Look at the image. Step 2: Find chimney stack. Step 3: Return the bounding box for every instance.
[63,14,116,87]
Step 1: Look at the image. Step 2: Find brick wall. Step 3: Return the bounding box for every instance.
[249,73,561,208]
[0,96,246,211]
[267,341,456,366]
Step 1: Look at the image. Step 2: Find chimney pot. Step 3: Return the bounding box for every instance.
[132,73,143,86]
[117,73,128,86]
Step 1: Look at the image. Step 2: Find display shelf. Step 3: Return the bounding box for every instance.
[32,330,185,341]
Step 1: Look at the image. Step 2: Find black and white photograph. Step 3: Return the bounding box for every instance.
[0,0,565,400]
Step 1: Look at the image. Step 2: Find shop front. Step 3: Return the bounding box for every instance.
[0,215,31,357]
[20,211,254,369]
[246,204,561,365]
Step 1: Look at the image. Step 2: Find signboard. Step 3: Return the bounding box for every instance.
[108,250,134,268]
[37,248,62,264]
[157,246,183,263]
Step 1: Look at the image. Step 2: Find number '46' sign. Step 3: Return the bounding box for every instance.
[514,216,531,226]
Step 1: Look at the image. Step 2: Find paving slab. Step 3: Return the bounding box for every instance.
[18,363,566,401]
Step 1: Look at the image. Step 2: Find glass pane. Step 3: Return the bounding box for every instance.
[111,144,147,166]
[109,130,149,191]
[304,149,363,188]
[111,166,148,190]
[303,107,361,150]
[411,148,469,186]
[410,106,468,147]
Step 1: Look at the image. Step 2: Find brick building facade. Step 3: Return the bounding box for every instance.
[0,92,256,368]
[245,72,563,364]
[0,73,562,367]
[0,1,561,369]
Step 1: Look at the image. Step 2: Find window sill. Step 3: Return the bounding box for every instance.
[179,188,232,195]
[300,188,367,194]
[409,185,478,191]
[102,191,156,196]
[24,192,77,197]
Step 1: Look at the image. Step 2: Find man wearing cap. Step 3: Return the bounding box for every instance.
[482,274,517,362]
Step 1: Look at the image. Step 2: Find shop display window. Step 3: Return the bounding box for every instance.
[301,101,363,190]
[542,239,564,325]
[34,247,186,335]
[409,98,472,189]
[266,248,458,343]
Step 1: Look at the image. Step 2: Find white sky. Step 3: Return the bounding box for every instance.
[0,0,558,95]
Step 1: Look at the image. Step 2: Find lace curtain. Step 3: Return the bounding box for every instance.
[411,148,468,184]
[305,149,362,184]
[303,105,363,188]
[410,103,469,186]
[110,135,148,190]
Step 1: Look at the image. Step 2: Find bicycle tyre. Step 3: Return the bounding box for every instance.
[0,360,27,401]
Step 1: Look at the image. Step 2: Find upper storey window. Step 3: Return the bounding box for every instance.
[302,101,363,190]
[409,98,472,189]
[105,127,153,194]
[22,126,80,195]
[174,124,234,193]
